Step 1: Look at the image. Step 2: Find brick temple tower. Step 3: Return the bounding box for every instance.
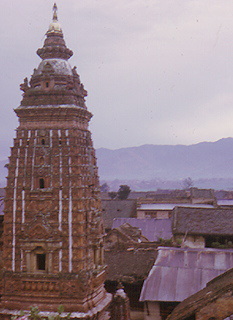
[0,4,111,319]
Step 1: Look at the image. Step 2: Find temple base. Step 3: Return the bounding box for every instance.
[0,293,111,320]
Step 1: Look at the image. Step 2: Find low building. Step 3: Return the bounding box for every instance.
[105,249,157,312]
[102,199,137,232]
[136,203,214,220]
[139,247,233,320]
[104,223,149,250]
[136,187,217,219]
[172,207,233,248]
[189,187,216,205]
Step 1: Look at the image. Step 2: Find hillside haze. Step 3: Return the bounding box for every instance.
[96,138,233,180]
[1,138,233,188]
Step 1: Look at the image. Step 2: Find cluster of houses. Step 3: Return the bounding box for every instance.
[101,187,233,320]
[0,186,232,319]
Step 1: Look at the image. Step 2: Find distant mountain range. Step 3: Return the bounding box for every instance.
[1,138,233,189]
[96,138,233,181]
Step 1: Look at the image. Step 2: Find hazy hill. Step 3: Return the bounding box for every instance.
[96,138,233,181]
[1,138,233,188]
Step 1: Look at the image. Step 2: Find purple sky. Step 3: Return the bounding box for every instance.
[1,0,233,159]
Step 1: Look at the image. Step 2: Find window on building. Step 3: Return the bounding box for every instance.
[41,138,45,145]
[46,82,49,88]
[39,178,45,189]
[37,254,46,271]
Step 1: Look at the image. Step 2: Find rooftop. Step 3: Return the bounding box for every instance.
[138,203,214,210]
[102,199,136,229]
[167,267,233,320]
[112,218,172,241]
[172,206,233,236]
[140,247,233,302]
[105,249,157,282]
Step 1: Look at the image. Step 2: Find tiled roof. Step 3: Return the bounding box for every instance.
[105,249,157,282]
[114,223,149,242]
[102,199,136,229]
[140,247,233,302]
[190,187,215,199]
[112,218,172,241]
[172,206,233,236]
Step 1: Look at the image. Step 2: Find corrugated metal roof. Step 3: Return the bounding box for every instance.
[218,199,233,206]
[138,203,214,210]
[140,247,233,302]
[167,267,233,320]
[112,218,172,241]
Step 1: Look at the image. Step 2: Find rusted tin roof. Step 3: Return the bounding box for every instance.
[140,247,233,302]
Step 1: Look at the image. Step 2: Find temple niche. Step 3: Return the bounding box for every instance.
[0,4,111,319]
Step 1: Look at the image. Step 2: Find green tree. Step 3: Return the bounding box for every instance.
[117,185,131,200]
[108,191,117,199]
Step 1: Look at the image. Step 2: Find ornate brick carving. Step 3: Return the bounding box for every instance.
[1,5,111,318]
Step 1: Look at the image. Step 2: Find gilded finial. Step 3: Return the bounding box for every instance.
[47,2,62,34]
[53,3,58,21]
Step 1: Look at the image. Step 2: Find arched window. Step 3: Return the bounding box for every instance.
[39,178,45,189]
[41,138,45,145]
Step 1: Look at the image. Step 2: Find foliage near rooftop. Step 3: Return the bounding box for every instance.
[107,185,131,200]
[157,238,181,247]
[209,241,233,249]
[11,305,71,320]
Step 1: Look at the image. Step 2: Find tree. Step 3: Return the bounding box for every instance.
[117,185,131,200]
[108,191,117,199]
[100,183,110,193]
[183,177,194,190]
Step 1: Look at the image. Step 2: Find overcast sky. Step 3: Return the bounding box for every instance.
[1,0,233,159]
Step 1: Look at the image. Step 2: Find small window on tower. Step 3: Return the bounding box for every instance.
[41,139,45,145]
[37,254,46,271]
[46,82,49,88]
[39,178,45,189]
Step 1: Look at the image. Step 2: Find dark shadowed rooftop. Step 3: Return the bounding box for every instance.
[172,206,233,236]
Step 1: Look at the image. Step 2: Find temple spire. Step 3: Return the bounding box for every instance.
[53,3,58,21]
[37,3,73,60]
[47,3,62,35]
